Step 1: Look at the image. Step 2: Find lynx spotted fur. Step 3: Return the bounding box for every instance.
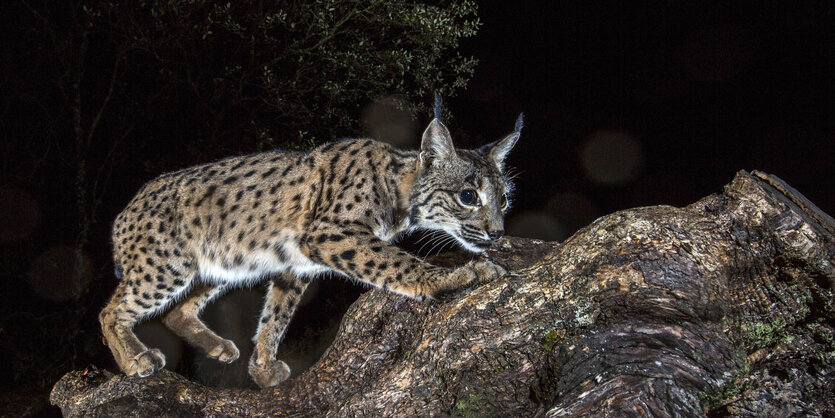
[100,111,522,387]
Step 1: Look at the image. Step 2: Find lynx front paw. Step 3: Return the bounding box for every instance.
[127,348,165,378]
[207,338,240,363]
[467,259,506,284]
[249,358,291,388]
[434,259,506,300]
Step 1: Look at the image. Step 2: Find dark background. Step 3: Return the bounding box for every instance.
[454,2,833,239]
[2,2,833,416]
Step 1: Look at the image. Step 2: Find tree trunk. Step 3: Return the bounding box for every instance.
[51,170,835,417]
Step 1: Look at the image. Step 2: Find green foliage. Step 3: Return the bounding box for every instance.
[808,320,834,345]
[699,357,750,410]
[543,329,562,351]
[744,318,794,350]
[699,378,743,410]
[90,0,480,150]
[452,392,492,417]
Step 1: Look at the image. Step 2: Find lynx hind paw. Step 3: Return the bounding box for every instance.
[249,358,291,388]
[207,338,240,363]
[127,348,166,378]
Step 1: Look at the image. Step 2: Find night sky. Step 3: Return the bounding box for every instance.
[2,2,834,415]
[452,2,833,240]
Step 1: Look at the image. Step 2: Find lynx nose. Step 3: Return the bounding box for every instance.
[487,229,504,240]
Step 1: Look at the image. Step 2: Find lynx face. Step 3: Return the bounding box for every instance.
[409,118,520,253]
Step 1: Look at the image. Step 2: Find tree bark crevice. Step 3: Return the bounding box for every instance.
[51,171,835,416]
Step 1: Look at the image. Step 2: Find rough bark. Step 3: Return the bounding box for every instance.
[51,170,835,417]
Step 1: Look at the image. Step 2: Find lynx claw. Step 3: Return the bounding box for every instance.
[207,339,240,363]
[128,348,165,377]
[249,358,291,388]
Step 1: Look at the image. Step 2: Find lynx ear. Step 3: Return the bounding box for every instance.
[486,112,523,171]
[419,118,457,165]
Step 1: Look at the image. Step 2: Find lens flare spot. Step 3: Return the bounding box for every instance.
[580,130,645,185]
[546,192,599,234]
[27,246,92,301]
[0,187,41,243]
[362,95,417,148]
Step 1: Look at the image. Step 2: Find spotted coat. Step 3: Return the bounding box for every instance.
[99,116,522,387]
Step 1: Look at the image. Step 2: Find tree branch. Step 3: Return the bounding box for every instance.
[51,171,835,416]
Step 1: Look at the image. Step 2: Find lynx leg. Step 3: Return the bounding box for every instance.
[248,274,310,388]
[161,283,239,363]
[100,277,185,377]
[100,291,162,376]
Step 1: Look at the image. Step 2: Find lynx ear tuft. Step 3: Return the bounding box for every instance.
[433,92,443,121]
[514,112,524,133]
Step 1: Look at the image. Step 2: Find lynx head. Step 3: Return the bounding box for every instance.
[409,114,523,252]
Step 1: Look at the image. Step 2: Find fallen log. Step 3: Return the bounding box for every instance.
[51,170,835,416]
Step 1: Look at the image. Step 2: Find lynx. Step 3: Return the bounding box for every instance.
[99,106,523,387]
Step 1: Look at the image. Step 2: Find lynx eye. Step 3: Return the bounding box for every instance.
[499,193,509,210]
[458,189,479,206]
